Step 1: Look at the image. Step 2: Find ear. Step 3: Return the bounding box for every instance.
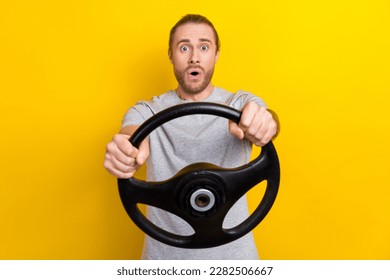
[215,50,220,63]
[168,50,173,64]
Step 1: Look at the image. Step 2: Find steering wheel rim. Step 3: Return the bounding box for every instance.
[118,102,280,248]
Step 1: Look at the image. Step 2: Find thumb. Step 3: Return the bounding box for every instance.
[228,120,245,140]
[136,138,150,165]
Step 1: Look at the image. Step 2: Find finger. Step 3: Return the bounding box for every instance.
[244,110,264,141]
[105,150,137,172]
[105,139,137,166]
[111,155,137,173]
[254,132,272,147]
[103,159,136,179]
[238,101,257,132]
[228,120,244,139]
[253,118,278,146]
[114,134,138,158]
[136,138,150,165]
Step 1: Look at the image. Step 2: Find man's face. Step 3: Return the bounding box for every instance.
[169,23,219,96]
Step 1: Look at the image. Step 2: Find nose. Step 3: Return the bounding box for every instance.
[189,49,200,64]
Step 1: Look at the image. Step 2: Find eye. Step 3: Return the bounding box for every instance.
[200,45,209,51]
[180,45,190,52]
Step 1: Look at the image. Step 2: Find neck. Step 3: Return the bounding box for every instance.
[176,84,214,101]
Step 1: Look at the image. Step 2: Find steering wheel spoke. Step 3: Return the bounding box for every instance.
[118,177,182,215]
[223,142,278,199]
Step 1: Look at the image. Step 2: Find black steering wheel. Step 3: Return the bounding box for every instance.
[118,102,280,248]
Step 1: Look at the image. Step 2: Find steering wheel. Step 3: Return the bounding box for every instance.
[118,102,280,248]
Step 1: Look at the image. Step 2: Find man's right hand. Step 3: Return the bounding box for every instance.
[104,126,150,179]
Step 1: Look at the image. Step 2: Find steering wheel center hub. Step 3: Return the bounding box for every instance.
[179,174,224,217]
[190,189,215,212]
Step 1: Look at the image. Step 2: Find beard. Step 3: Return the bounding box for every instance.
[174,66,215,95]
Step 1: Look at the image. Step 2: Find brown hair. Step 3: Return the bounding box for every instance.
[169,14,220,54]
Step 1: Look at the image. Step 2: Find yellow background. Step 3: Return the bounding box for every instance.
[1,0,389,259]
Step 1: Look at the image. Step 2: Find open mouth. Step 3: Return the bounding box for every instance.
[190,71,200,76]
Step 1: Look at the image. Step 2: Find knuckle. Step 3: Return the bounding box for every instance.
[271,125,277,135]
[239,118,250,129]
[253,139,263,147]
[245,126,257,137]
[255,130,265,140]
[106,141,115,152]
[267,112,274,122]
[112,134,122,143]
[126,157,136,166]
[103,160,111,170]
[124,166,134,173]
[104,151,111,161]
[256,138,267,146]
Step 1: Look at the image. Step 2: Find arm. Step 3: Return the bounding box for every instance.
[104,125,150,179]
[229,101,280,146]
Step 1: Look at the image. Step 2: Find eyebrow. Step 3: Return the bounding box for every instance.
[177,38,213,45]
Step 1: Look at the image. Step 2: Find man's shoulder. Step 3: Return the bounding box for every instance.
[213,87,256,99]
[212,87,262,107]
[223,88,266,109]
[134,90,178,112]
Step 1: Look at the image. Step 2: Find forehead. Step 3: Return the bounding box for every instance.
[172,23,215,44]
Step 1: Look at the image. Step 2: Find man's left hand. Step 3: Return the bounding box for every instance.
[229,101,279,146]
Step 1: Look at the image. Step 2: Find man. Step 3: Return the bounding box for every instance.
[104,14,279,259]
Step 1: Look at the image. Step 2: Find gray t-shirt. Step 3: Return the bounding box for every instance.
[122,87,266,259]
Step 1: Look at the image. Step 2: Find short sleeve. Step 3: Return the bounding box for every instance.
[228,90,267,110]
[121,101,154,128]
